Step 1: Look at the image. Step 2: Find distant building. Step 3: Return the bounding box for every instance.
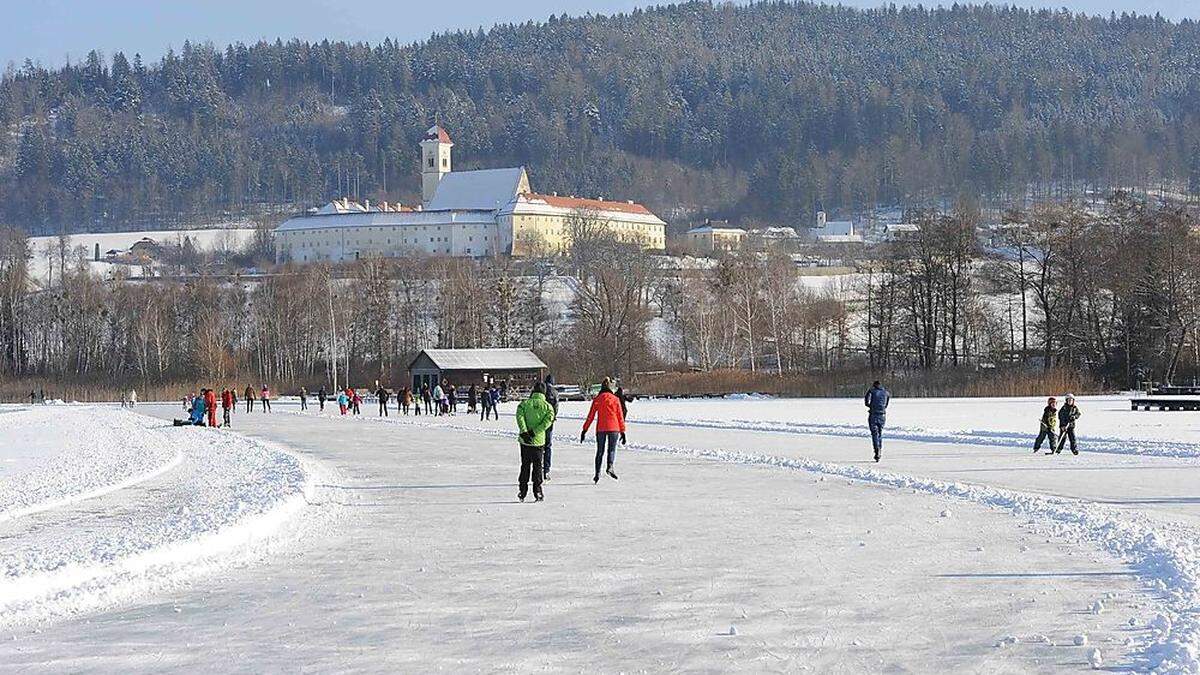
[129,237,164,262]
[883,223,920,241]
[685,222,746,255]
[273,126,666,263]
[407,348,547,393]
[813,211,861,243]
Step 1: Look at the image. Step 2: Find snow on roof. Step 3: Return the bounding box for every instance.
[820,220,856,236]
[416,348,547,371]
[425,167,528,212]
[751,227,799,239]
[274,209,495,233]
[424,125,453,144]
[687,225,746,235]
[314,199,370,215]
[815,234,865,243]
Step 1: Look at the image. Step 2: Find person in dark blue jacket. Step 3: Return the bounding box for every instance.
[865,381,891,462]
[542,374,560,480]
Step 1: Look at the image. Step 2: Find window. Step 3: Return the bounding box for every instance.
[427,157,434,168]
[441,158,447,168]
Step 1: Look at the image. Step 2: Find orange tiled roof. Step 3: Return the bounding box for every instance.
[520,193,653,215]
[424,125,452,143]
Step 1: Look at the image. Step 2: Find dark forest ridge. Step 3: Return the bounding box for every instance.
[2,0,1199,234]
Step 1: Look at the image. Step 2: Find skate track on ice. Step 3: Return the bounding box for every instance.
[1,400,1187,673]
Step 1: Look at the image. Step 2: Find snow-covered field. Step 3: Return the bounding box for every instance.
[25,227,257,283]
[4,395,1200,671]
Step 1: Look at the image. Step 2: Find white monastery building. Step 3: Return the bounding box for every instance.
[274,125,667,262]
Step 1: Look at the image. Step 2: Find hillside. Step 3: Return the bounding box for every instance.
[2,0,1200,233]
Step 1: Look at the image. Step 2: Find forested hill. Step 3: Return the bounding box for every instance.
[2,1,1200,234]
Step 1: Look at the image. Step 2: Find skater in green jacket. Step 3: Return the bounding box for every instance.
[515,382,556,502]
[1033,396,1059,454]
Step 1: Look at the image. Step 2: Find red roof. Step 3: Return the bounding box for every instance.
[520,193,654,216]
[424,125,452,143]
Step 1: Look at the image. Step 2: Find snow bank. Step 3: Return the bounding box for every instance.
[0,406,180,523]
[0,406,315,628]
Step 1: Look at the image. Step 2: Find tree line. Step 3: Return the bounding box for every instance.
[3,1,1200,234]
[1,194,1197,393]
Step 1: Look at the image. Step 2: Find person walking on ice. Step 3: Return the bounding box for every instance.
[581,378,627,483]
[1055,394,1081,454]
[865,380,890,462]
[260,385,272,413]
[376,385,390,417]
[299,387,308,411]
[244,384,255,413]
[515,381,556,502]
[1033,396,1059,454]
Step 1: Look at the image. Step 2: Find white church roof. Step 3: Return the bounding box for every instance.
[425,167,529,212]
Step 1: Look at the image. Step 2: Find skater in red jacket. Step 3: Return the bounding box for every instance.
[204,388,218,428]
[581,378,627,484]
[220,388,234,427]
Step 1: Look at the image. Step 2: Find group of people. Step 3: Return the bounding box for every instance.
[175,385,272,427]
[293,380,511,419]
[513,375,629,502]
[863,381,1085,461]
[1033,394,1083,455]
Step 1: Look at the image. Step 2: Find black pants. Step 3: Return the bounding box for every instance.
[480,404,488,420]
[595,431,619,476]
[261,398,270,412]
[1056,426,1077,453]
[1034,428,1057,451]
[868,414,885,455]
[543,424,554,475]
[424,399,432,414]
[518,444,544,499]
[300,398,307,410]
[223,407,231,427]
[379,400,388,416]
[319,398,325,411]
[246,398,254,412]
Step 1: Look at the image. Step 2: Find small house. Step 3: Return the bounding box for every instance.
[407,348,548,393]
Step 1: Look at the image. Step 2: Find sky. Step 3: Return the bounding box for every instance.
[2,0,1197,69]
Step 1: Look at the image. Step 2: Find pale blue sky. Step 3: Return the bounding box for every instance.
[2,0,1197,68]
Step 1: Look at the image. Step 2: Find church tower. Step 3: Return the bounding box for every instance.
[421,125,453,204]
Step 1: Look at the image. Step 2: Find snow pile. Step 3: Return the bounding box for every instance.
[0,406,180,523]
[0,406,314,628]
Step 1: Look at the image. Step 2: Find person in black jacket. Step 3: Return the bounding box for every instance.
[615,385,629,418]
[864,381,890,462]
[377,386,390,416]
[542,374,560,480]
[318,385,327,412]
[1055,394,1081,454]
